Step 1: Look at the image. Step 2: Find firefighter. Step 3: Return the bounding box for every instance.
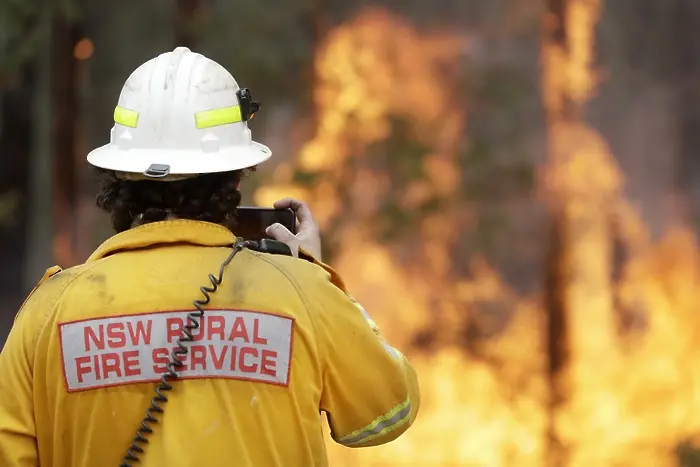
[0,47,420,467]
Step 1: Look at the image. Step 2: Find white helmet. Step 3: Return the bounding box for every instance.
[87,47,271,180]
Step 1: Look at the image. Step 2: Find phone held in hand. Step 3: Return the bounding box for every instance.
[235,207,297,241]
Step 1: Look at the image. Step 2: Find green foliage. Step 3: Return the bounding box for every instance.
[380,118,431,182]
[457,62,536,257]
[478,65,534,109]
[0,190,21,228]
[0,0,40,79]
[375,196,444,243]
[196,0,315,102]
[375,201,413,243]
[351,107,533,250]
[461,145,534,200]
[0,0,82,81]
[292,169,321,187]
[365,117,433,242]
[678,441,700,467]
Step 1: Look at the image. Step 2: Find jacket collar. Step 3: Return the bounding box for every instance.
[87,220,237,262]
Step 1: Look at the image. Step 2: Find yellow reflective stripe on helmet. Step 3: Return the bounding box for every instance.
[337,396,412,446]
[194,105,242,129]
[113,106,139,128]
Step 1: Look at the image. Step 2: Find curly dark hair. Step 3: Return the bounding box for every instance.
[95,167,254,233]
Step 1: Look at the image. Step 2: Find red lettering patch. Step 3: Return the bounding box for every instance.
[59,310,294,392]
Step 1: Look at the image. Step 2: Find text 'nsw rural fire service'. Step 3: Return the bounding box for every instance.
[58,310,294,392]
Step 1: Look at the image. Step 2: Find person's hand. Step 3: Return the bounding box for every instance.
[265,198,322,261]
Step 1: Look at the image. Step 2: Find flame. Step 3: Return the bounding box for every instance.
[256,5,700,466]
[542,2,700,465]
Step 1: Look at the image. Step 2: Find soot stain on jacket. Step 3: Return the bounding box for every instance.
[227,272,250,305]
[85,272,115,305]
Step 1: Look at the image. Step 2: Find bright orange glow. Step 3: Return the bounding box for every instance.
[255,4,700,465]
[73,38,94,61]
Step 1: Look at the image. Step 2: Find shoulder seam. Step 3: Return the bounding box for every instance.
[245,251,323,370]
[30,263,105,352]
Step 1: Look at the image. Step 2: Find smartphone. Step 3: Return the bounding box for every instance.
[235,207,297,241]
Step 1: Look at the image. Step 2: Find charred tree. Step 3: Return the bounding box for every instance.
[542,2,570,464]
[675,0,700,229]
[0,64,34,339]
[24,5,84,286]
[51,12,82,267]
[543,207,569,467]
[541,0,616,465]
[24,10,54,291]
[175,0,200,48]
[305,0,328,97]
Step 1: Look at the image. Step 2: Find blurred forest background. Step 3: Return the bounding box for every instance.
[4,0,700,465]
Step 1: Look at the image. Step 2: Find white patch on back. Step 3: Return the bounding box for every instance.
[59,309,294,392]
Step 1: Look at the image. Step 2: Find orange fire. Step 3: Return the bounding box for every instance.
[257,4,700,466]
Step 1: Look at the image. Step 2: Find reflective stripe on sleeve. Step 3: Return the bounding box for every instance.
[350,297,402,359]
[337,397,412,446]
[349,297,380,335]
[382,342,402,360]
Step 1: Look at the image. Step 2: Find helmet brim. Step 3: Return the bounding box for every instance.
[86,141,271,175]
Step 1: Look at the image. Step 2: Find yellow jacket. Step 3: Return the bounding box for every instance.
[0,220,420,467]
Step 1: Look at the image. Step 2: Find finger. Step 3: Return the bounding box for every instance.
[272,198,294,209]
[274,198,315,226]
[266,223,296,242]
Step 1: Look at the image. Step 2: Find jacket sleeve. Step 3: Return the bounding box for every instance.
[300,253,420,448]
[0,266,62,467]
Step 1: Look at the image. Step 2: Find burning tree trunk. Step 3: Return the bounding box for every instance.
[541,0,620,465]
[174,0,199,47]
[675,0,700,230]
[25,6,83,279]
[543,207,569,467]
[0,63,34,331]
[51,11,82,267]
[542,4,568,465]
[24,10,55,289]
